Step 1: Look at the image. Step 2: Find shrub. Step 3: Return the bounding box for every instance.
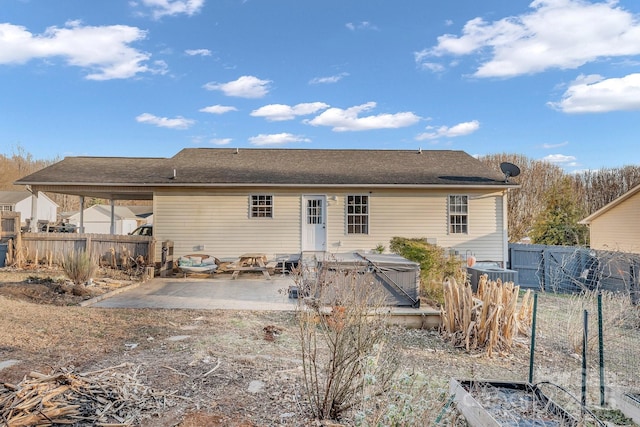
[295,261,399,421]
[389,237,466,305]
[62,250,97,285]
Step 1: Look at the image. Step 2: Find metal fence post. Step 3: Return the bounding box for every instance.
[528,292,538,384]
[582,309,588,411]
[598,292,605,406]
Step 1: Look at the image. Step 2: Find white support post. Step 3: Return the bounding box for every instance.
[79,196,85,234]
[30,191,38,232]
[110,199,115,235]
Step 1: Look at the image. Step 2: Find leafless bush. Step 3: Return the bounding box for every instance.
[294,262,400,421]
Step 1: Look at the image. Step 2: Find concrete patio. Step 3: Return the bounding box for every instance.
[84,274,442,328]
[87,275,298,311]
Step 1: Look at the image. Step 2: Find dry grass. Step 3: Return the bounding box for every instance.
[1,269,639,425]
[0,297,188,371]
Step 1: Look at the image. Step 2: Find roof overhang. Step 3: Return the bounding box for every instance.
[25,182,519,201]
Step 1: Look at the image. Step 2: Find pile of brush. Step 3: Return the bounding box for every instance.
[442,274,533,356]
[0,363,177,426]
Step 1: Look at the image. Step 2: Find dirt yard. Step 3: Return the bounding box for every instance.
[0,268,636,426]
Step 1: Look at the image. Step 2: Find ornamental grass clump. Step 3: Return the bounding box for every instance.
[441,275,533,356]
[62,250,97,285]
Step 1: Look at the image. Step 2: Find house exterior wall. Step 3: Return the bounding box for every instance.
[69,207,140,235]
[588,192,640,254]
[153,187,506,263]
[15,192,57,225]
[72,219,138,235]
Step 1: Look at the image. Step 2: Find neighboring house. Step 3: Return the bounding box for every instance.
[68,204,153,235]
[0,190,58,227]
[14,148,518,264]
[580,183,640,254]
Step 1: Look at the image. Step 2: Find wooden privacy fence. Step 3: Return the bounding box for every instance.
[13,233,155,269]
[1,212,20,242]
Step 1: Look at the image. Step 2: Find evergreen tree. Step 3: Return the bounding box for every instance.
[529,177,589,246]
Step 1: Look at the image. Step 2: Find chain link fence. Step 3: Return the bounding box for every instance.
[528,248,640,417]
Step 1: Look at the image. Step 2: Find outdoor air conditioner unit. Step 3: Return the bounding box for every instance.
[467,263,519,292]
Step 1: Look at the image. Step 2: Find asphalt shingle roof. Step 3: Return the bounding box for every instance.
[0,191,30,204]
[16,148,508,187]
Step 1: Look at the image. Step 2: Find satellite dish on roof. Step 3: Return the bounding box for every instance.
[500,162,521,183]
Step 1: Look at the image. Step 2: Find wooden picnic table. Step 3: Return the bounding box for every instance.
[230,253,271,280]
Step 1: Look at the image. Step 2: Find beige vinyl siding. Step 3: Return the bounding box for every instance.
[153,187,506,264]
[154,190,301,259]
[325,189,505,264]
[588,192,640,254]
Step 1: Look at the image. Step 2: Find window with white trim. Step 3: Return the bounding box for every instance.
[0,205,13,212]
[347,195,368,234]
[448,195,468,234]
[250,195,273,218]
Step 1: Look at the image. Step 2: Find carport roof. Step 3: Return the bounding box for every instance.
[15,148,516,199]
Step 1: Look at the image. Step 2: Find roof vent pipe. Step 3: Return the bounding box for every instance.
[171,169,176,179]
[418,147,422,154]
[235,147,239,154]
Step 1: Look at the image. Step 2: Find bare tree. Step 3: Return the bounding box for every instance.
[478,153,565,242]
[0,144,58,191]
[295,261,399,421]
[572,165,640,215]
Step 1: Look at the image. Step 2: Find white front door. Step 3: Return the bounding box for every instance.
[302,195,327,252]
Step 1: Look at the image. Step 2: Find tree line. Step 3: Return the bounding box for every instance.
[479,154,640,245]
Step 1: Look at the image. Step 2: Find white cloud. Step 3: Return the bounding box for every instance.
[199,105,238,114]
[209,138,232,145]
[248,133,311,146]
[346,21,378,31]
[417,0,640,77]
[542,153,578,165]
[541,141,569,149]
[309,72,349,84]
[251,102,329,121]
[138,0,204,19]
[0,21,156,80]
[136,113,195,129]
[203,75,271,98]
[416,61,445,73]
[415,120,480,141]
[151,59,169,74]
[549,73,640,113]
[185,48,211,56]
[306,102,420,132]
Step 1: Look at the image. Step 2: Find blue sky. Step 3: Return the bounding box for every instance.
[1,0,640,172]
